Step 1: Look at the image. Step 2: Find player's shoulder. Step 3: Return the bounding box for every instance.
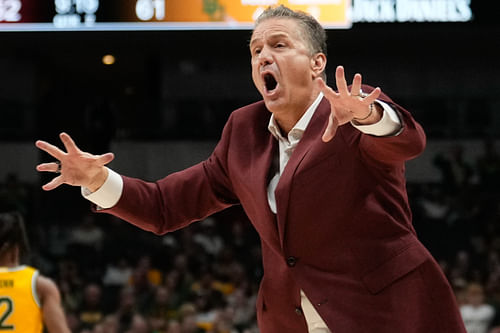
[35,274,59,298]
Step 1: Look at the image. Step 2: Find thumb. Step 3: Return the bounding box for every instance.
[322,113,338,142]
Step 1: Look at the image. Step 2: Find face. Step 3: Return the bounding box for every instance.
[250,18,325,119]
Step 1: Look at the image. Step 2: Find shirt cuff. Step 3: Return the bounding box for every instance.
[351,100,402,136]
[81,168,123,209]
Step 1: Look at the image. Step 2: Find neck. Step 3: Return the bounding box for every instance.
[272,92,320,135]
[0,261,19,268]
[0,248,20,268]
[274,114,302,135]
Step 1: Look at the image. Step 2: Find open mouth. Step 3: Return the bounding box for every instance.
[264,73,278,92]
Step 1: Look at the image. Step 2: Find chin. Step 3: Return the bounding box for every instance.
[263,100,286,114]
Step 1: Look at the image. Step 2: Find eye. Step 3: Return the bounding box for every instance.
[252,48,261,56]
[275,42,286,48]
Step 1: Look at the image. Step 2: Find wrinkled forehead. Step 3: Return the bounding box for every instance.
[250,18,304,45]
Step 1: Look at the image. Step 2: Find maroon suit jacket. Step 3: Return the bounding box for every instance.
[103,89,466,332]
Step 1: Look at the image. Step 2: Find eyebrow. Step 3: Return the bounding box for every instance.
[250,32,289,48]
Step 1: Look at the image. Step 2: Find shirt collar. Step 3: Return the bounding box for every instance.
[0,265,26,272]
[268,92,324,142]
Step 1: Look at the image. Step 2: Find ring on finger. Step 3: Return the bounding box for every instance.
[55,161,62,173]
[353,91,369,98]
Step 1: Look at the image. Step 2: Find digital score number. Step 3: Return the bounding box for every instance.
[135,0,165,21]
[0,0,22,22]
[53,0,99,27]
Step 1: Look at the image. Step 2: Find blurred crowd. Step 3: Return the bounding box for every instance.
[1,172,262,333]
[410,138,500,333]
[1,138,500,333]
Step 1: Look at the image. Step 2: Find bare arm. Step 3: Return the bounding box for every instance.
[36,275,71,333]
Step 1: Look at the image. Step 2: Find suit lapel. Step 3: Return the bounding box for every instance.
[274,97,334,247]
[250,122,283,256]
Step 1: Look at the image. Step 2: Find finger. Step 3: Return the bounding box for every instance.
[36,162,60,173]
[350,73,362,96]
[42,175,64,191]
[316,78,339,100]
[35,140,66,160]
[59,132,80,154]
[363,87,382,105]
[335,66,349,96]
[322,113,339,142]
[96,153,115,166]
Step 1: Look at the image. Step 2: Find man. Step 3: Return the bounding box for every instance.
[0,212,70,333]
[35,5,466,333]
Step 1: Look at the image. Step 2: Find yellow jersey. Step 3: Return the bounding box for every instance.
[0,265,43,333]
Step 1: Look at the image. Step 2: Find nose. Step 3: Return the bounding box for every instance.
[258,46,273,66]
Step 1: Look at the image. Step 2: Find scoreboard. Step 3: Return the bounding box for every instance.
[0,0,352,31]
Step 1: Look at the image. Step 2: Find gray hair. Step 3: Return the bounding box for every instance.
[254,5,327,57]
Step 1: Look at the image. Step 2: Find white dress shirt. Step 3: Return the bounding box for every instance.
[83,93,402,333]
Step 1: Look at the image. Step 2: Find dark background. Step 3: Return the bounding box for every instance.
[0,1,499,143]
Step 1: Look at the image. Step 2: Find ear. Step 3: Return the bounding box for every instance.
[311,52,327,79]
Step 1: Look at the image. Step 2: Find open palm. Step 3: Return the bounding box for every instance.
[35,132,114,191]
[318,66,381,142]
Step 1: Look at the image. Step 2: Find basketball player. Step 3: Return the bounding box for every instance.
[0,212,70,333]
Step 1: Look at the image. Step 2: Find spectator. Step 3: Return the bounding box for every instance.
[124,314,150,333]
[207,308,238,333]
[433,144,473,194]
[165,255,195,308]
[129,256,157,312]
[460,283,495,333]
[476,138,500,193]
[69,213,104,251]
[166,319,182,333]
[226,287,257,331]
[102,256,133,287]
[102,256,133,312]
[133,254,163,286]
[114,286,139,330]
[180,314,204,333]
[77,283,105,331]
[193,218,224,257]
[92,314,119,333]
[145,285,176,332]
[57,259,83,312]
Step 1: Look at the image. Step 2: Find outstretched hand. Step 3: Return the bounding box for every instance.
[318,65,382,142]
[35,132,114,192]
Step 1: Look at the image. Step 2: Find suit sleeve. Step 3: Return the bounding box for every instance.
[100,114,239,235]
[342,84,426,165]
